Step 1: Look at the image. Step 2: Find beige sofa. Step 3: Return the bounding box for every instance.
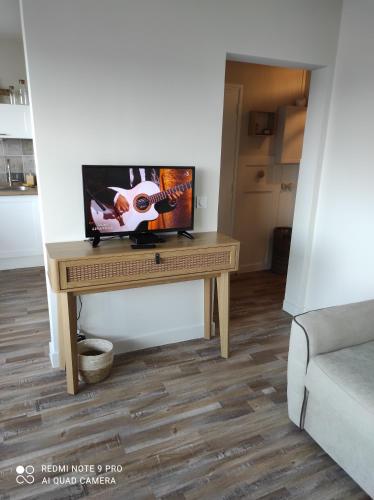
[287,300,374,497]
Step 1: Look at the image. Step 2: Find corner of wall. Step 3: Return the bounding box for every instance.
[283,299,302,317]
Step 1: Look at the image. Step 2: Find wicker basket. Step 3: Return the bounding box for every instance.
[78,339,114,384]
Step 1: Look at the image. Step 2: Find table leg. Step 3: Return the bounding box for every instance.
[216,272,230,358]
[57,294,65,370]
[204,278,212,339]
[59,292,78,394]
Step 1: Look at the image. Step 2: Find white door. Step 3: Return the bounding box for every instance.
[233,163,299,273]
[233,163,280,272]
[217,84,242,236]
[218,84,299,272]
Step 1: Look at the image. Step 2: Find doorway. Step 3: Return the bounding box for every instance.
[218,60,310,319]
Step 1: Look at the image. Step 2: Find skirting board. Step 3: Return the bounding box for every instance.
[0,254,44,270]
[49,322,216,368]
[283,299,303,316]
[238,263,270,273]
[49,344,60,368]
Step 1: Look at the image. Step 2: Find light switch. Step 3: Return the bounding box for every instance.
[196,196,207,209]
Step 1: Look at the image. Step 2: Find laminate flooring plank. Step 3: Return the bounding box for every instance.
[0,268,369,499]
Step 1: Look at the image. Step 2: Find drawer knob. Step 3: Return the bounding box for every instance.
[155,253,161,265]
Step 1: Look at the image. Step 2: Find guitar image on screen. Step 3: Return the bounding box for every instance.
[90,180,192,233]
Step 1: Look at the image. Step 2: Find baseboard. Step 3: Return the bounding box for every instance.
[49,322,207,367]
[283,299,303,316]
[211,321,216,337]
[238,263,270,273]
[0,254,44,270]
[94,323,205,354]
[49,343,60,368]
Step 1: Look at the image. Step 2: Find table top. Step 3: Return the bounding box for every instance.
[46,232,239,262]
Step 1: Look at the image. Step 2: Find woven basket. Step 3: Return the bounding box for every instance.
[78,339,114,384]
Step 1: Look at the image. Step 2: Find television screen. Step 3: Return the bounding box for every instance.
[82,165,195,237]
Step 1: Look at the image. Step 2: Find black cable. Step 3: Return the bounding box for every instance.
[293,314,311,430]
[87,235,117,242]
[77,296,83,321]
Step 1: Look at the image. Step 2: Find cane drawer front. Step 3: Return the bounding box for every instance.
[59,245,237,290]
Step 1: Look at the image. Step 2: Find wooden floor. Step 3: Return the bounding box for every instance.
[0,268,368,499]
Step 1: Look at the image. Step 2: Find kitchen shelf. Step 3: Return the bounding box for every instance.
[249,111,276,136]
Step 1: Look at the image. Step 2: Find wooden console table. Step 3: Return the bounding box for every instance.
[46,232,240,394]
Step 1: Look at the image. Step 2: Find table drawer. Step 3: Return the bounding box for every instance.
[59,246,237,290]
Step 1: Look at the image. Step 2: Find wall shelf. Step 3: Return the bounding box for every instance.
[248,111,276,136]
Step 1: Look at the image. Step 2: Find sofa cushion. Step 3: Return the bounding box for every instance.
[305,340,374,416]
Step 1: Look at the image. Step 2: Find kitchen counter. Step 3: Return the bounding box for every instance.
[0,187,38,196]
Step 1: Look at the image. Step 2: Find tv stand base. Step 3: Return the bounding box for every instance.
[91,230,101,248]
[90,231,166,248]
[178,230,194,240]
[129,232,165,245]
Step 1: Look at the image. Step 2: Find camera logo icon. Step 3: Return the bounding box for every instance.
[16,465,35,485]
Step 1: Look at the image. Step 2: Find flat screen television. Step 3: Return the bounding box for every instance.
[82,165,195,240]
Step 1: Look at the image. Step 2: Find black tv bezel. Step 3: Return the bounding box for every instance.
[82,164,195,238]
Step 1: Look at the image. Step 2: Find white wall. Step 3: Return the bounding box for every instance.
[20,0,343,363]
[302,0,374,310]
[284,66,337,314]
[0,38,26,100]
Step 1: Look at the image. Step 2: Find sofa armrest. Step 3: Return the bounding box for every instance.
[294,299,374,359]
[287,299,374,426]
[287,320,309,426]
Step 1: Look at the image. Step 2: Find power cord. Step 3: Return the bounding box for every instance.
[77,295,83,321]
[77,296,86,341]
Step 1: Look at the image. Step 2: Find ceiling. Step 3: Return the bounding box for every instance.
[0,0,22,39]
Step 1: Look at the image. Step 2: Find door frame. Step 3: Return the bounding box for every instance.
[218,83,243,236]
[223,55,334,315]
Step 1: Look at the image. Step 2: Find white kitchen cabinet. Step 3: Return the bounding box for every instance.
[0,194,43,269]
[275,106,307,164]
[0,104,33,139]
